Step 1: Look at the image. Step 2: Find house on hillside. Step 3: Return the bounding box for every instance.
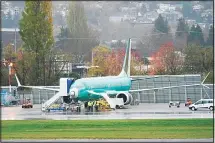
[143,11,158,22]
[192,4,204,12]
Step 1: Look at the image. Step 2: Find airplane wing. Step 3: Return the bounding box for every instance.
[14,74,60,92]
[0,86,17,89]
[18,86,60,91]
[129,84,202,92]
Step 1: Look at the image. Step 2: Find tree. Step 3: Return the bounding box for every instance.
[206,25,213,47]
[3,43,17,62]
[88,45,111,76]
[15,48,36,85]
[66,1,99,63]
[154,14,169,33]
[1,44,18,86]
[19,1,54,85]
[175,18,189,50]
[55,26,70,51]
[188,24,204,46]
[176,18,189,37]
[184,44,213,80]
[88,46,144,76]
[150,14,173,54]
[149,42,183,75]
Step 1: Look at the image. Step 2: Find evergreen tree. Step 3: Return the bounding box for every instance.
[188,24,204,46]
[154,14,169,33]
[176,18,189,37]
[19,1,54,85]
[206,25,213,46]
[175,18,189,50]
[195,24,205,46]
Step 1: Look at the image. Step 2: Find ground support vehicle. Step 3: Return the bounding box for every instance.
[22,98,33,108]
[169,101,180,108]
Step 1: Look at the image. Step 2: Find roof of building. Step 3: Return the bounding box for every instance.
[1,28,20,32]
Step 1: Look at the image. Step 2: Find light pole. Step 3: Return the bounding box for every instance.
[14,8,18,53]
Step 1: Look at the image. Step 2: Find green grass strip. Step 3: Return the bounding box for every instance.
[2,119,213,139]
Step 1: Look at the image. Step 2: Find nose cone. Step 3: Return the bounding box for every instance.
[69,88,78,98]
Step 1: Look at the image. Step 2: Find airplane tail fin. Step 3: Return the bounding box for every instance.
[15,74,22,87]
[118,38,131,77]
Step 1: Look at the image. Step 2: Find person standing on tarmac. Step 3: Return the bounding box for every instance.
[88,101,92,112]
[94,100,99,111]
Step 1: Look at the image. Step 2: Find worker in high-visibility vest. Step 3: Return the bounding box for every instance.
[88,101,93,112]
[94,100,99,111]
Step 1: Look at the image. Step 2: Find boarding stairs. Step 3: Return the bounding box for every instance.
[41,92,61,111]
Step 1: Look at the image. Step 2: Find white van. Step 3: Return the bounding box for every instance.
[189,99,213,111]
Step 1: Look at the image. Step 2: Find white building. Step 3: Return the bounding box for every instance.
[144,11,159,22]
[193,4,204,11]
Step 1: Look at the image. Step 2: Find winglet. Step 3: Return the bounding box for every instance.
[15,74,22,87]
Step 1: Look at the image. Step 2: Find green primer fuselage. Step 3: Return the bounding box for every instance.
[70,76,131,101]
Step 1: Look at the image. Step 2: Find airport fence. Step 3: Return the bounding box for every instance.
[2,75,214,104]
[130,74,214,104]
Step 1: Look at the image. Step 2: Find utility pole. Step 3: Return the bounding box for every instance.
[14,8,18,53]
[8,62,13,93]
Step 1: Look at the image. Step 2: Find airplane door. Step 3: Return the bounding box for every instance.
[67,79,75,94]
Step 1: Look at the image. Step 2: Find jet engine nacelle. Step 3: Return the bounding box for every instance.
[116,92,133,105]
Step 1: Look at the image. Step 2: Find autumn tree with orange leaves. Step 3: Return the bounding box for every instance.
[149,42,184,75]
[88,46,144,76]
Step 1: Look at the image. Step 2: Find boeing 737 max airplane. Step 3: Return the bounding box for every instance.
[15,38,206,108]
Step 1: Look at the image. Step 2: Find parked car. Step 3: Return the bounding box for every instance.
[189,99,213,111]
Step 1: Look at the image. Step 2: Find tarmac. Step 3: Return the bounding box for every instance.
[2,103,213,142]
[1,103,213,120]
